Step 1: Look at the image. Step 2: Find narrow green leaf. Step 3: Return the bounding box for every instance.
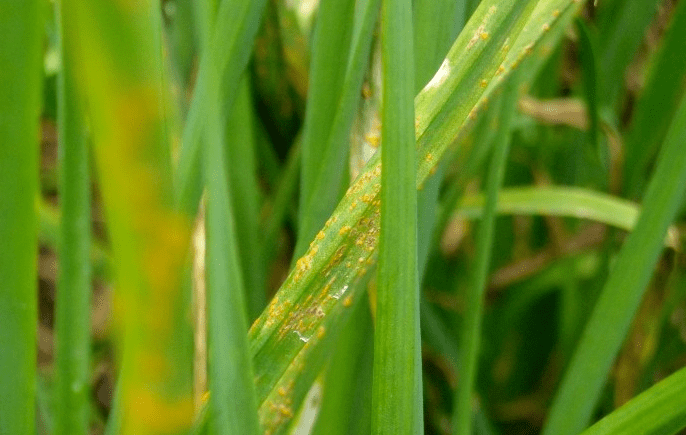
[0,1,42,433]
[205,69,260,435]
[596,0,662,106]
[299,2,382,428]
[580,366,686,435]
[39,200,111,280]
[431,106,499,251]
[372,0,420,433]
[311,298,375,435]
[65,2,195,432]
[261,140,301,263]
[245,1,582,432]
[575,18,603,175]
[413,0,465,91]
[455,186,671,238]
[174,0,269,217]
[413,0,465,279]
[225,76,266,321]
[294,0,379,259]
[453,69,520,435]
[542,83,686,435]
[54,1,91,434]
[165,0,197,94]
[199,1,261,432]
[297,0,354,245]
[623,0,686,198]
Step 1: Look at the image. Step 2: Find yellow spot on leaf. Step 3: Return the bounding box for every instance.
[123,388,194,434]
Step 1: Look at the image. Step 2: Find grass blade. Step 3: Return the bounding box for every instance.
[225,76,266,321]
[372,0,420,431]
[0,0,42,433]
[39,200,110,280]
[413,0,465,279]
[311,298,375,435]
[580,366,686,435]
[455,186,677,241]
[413,0,465,91]
[575,18,603,179]
[296,0,354,258]
[197,0,261,430]
[261,140,301,263]
[54,1,91,434]
[596,0,661,107]
[453,69,520,435]
[174,0,268,217]
[65,2,195,433]
[623,0,686,199]
[246,1,583,432]
[295,0,379,259]
[204,70,260,435]
[542,84,686,435]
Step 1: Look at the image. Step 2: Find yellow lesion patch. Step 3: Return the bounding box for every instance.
[123,388,194,434]
[360,193,376,203]
[296,256,312,273]
[361,82,372,99]
[365,132,381,148]
[467,25,486,49]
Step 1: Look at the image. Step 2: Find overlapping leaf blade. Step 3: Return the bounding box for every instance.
[247,0,584,432]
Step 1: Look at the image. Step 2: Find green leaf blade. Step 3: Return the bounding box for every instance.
[372,0,420,433]
[453,69,520,435]
[543,81,686,435]
[246,1,583,432]
[580,366,686,435]
[0,1,43,433]
[54,1,92,434]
